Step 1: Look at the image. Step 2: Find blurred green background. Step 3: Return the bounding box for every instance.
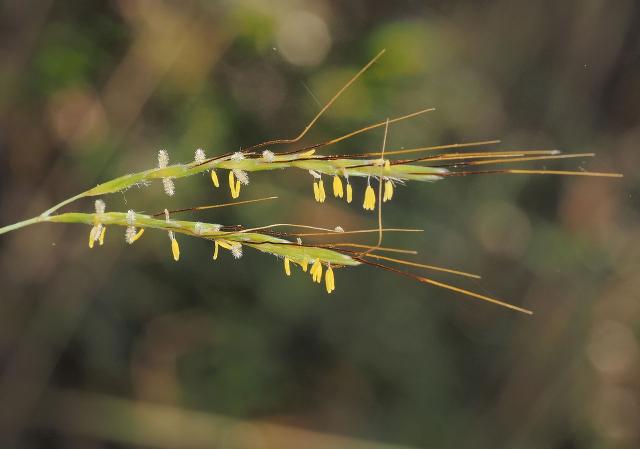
[0,1,638,448]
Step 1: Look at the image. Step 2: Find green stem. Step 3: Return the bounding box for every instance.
[0,192,87,236]
[40,192,87,217]
[0,216,45,235]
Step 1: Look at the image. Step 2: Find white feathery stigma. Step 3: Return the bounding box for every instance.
[194,148,206,164]
[94,199,106,214]
[158,149,170,168]
[232,169,250,185]
[262,150,275,162]
[231,243,243,259]
[158,150,175,196]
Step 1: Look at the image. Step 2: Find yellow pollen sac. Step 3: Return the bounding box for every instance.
[310,259,323,283]
[284,257,291,276]
[383,180,394,202]
[301,257,309,272]
[228,170,237,198]
[234,180,241,198]
[211,169,219,188]
[325,265,335,294]
[318,179,326,203]
[346,183,353,203]
[213,241,219,260]
[99,226,106,246]
[131,228,145,243]
[363,185,376,211]
[333,175,343,198]
[313,181,320,202]
[384,159,391,171]
[171,238,180,261]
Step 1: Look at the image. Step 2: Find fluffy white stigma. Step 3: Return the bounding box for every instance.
[126,209,136,225]
[231,152,245,162]
[231,243,243,259]
[194,148,206,164]
[262,150,275,162]
[162,178,175,196]
[125,226,137,244]
[158,149,170,168]
[94,199,106,214]
[232,169,250,185]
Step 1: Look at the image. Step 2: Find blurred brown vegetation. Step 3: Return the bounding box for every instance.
[0,0,639,448]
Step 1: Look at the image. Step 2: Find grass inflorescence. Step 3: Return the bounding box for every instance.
[0,50,623,315]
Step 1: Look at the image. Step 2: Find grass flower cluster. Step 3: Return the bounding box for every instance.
[0,50,622,314]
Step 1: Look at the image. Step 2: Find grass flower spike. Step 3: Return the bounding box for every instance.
[0,49,623,316]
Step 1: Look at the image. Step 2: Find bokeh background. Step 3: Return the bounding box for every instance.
[1,1,639,448]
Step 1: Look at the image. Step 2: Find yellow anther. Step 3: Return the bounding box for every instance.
[211,169,219,188]
[234,180,241,198]
[325,265,335,294]
[310,259,323,283]
[301,257,309,272]
[99,226,106,246]
[171,238,180,261]
[383,180,394,202]
[318,179,326,203]
[213,241,219,260]
[131,228,145,243]
[284,257,291,276]
[363,185,376,210]
[228,170,237,198]
[333,175,343,198]
[346,183,353,203]
[313,181,320,202]
[384,159,391,170]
